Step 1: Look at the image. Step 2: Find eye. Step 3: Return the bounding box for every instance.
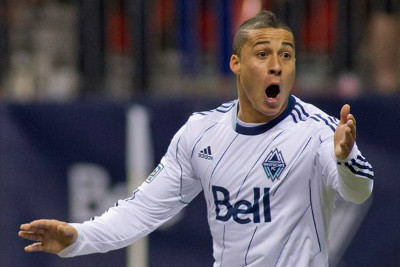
[281,52,292,60]
[257,51,267,58]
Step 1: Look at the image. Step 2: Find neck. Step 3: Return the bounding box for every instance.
[237,94,288,124]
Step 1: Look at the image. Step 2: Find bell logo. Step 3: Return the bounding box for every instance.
[212,186,271,224]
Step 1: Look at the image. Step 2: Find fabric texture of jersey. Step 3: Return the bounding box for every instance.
[58,95,374,267]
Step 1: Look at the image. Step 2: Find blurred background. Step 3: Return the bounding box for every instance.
[1,0,400,267]
[0,0,399,101]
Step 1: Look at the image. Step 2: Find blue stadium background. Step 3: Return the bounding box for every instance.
[2,95,399,266]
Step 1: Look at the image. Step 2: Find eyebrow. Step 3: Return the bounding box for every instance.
[253,41,295,49]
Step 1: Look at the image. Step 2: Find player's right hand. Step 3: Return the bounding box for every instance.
[18,219,78,254]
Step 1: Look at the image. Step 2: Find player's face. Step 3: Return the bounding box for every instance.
[230,28,296,123]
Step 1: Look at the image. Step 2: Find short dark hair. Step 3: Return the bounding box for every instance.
[232,10,293,56]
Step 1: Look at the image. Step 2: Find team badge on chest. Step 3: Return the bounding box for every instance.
[262,148,286,181]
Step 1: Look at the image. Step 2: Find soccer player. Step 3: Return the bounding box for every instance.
[19,10,373,266]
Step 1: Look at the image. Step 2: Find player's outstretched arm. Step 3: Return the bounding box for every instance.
[334,104,356,160]
[18,219,77,254]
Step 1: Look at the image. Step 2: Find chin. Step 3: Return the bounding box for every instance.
[261,99,287,118]
[258,106,280,118]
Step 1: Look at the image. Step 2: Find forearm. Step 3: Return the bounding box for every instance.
[335,145,374,204]
[58,121,201,258]
[319,136,374,205]
[58,187,186,257]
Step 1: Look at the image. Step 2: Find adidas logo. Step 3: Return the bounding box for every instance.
[198,146,213,160]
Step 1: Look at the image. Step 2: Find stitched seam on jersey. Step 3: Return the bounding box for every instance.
[209,134,239,192]
[190,122,218,158]
[245,226,258,266]
[235,130,285,199]
[309,180,322,257]
[220,225,226,267]
[231,100,239,130]
[274,204,311,267]
[83,229,149,247]
[176,137,190,204]
[124,188,139,202]
[271,136,313,196]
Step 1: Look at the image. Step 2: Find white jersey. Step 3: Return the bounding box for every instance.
[59,95,374,267]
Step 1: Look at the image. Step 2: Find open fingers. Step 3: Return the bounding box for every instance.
[21,219,65,232]
[29,219,58,229]
[20,221,46,232]
[24,242,44,253]
[20,223,33,231]
[347,113,356,124]
[346,114,357,140]
[20,224,45,233]
[18,231,43,242]
[345,126,353,142]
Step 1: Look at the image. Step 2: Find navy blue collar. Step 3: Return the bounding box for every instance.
[234,95,295,135]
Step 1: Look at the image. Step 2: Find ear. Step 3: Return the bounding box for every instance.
[230,54,241,75]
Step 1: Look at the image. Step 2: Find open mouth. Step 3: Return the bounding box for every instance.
[265,84,280,99]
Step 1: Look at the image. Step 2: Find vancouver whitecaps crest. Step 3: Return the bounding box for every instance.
[263,148,286,181]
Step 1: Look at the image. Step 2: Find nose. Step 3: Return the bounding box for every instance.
[268,55,282,76]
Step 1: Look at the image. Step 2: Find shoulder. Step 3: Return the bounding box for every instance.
[175,100,236,143]
[290,96,339,136]
[189,100,236,121]
[185,100,236,129]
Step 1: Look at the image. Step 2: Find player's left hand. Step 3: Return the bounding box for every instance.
[334,104,356,160]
